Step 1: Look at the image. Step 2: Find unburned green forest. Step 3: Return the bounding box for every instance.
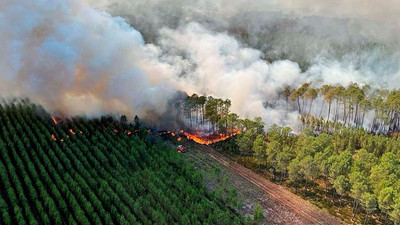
[215,124,400,224]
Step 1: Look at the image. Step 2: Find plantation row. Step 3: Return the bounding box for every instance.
[0,101,240,225]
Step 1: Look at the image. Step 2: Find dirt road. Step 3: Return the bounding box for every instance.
[196,145,344,225]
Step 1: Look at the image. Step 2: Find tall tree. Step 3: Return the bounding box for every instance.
[253,135,267,169]
[305,88,318,115]
[361,193,377,225]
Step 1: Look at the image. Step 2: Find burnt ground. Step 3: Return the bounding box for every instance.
[181,141,345,225]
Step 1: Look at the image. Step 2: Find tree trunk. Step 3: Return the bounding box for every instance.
[305,179,308,194]
[384,213,388,224]
[362,214,369,225]
[352,200,359,221]
[202,105,204,125]
[334,99,339,123]
[196,105,199,125]
[312,180,317,191]
[297,98,301,114]
[362,111,366,128]
[319,101,325,118]
[324,175,329,193]
[343,100,347,123]
[354,103,359,125]
[327,102,331,122]
[189,109,192,127]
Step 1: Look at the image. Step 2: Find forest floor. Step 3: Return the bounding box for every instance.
[181,141,344,225]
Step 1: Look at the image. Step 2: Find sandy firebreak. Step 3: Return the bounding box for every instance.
[186,144,344,225]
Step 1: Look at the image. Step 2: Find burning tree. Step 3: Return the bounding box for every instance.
[173,93,252,145]
[183,94,238,134]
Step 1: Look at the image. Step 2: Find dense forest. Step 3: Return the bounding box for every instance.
[216,123,400,224]
[196,83,400,224]
[173,87,400,224]
[0,100,241,225]
[265,126,400,224]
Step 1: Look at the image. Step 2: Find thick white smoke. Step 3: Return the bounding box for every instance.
[0,0,177,120]
[87,0,400,90]
[87,0,400,129]
[155,23,302,126]
[89,0,400,62]
[2,0,400,129]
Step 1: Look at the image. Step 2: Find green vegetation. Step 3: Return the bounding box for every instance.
[185,84,400,224]
[0,101,240,225]
[215,124,400,224]
[182,143,266,225]
[253,203,264,221]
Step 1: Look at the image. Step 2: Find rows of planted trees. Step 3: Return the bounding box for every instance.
[0,100,240,225]
[283,82,400,134]
[217,124,400,224]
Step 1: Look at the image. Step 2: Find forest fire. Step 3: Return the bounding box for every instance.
[69,129,76,135]
[157,130,180,141]
[157,130,176,136]
[52,117,58,125]
[157,129,240,144]
[182,129,241,145]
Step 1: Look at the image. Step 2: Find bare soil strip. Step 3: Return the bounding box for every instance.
[196,145,344,225]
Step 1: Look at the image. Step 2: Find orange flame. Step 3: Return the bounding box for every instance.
[52,117,58,125]
[183,129,241,145]
[157,129,240,144]
[51,134,57,141]
[157,130,179,141]
[157,131,177,136]
[69,129,76,135]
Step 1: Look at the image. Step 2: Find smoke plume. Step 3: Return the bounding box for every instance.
[0,0,178,121]
[1,0,400,129]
